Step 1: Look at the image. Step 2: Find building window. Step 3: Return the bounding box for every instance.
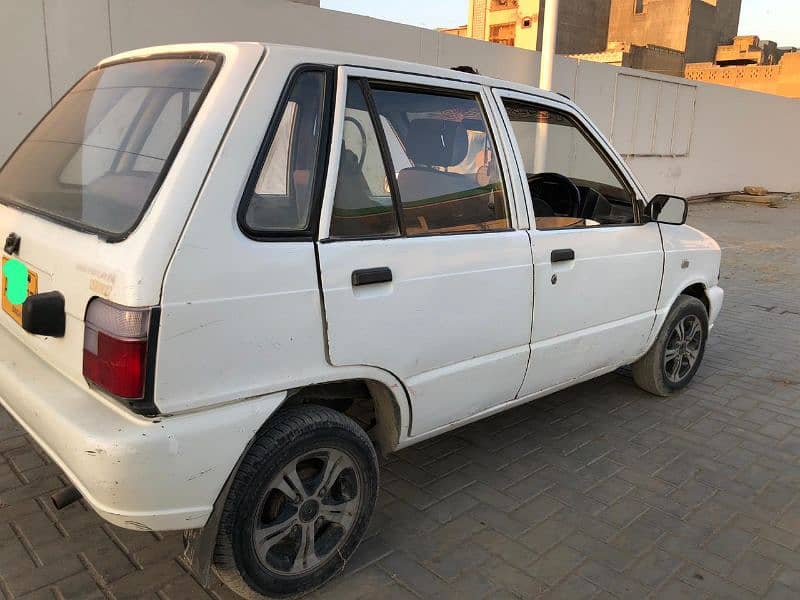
[634,0,645,14]
[489,23,516,46]
[490,0,519,10]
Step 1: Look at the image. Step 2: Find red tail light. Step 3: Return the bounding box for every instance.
[83,299,151,400]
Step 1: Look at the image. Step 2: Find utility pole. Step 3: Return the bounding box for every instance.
[538,0,559,91]
[535,0,559,173]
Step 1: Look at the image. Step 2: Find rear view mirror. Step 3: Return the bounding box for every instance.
[649,194,688,225]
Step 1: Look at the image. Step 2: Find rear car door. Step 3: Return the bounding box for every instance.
[317,68,533,437]
[494,90,664,396]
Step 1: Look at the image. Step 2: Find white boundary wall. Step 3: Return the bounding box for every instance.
[2,0,799,197]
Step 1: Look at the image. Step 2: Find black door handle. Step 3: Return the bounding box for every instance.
[551,248,575,263]
[352,267,393,287]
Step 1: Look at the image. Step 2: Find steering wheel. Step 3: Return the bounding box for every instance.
[344,116,368,171]
[528,172,581,218]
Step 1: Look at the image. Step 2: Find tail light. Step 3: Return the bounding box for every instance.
[83,299,152,402]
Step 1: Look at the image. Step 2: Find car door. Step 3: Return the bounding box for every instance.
[494,89,664,397]
[316,68,533,437]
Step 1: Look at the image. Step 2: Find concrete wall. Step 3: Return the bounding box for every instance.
[1,0,799,198]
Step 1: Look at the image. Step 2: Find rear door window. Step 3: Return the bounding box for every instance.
[0,57,219,238]
[372,87,509,236]
[329,80,399,238]
[329,79,510,238]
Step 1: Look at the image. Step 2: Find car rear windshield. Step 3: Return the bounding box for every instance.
[0,55,219,239]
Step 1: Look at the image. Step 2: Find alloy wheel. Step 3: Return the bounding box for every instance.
[663,314,703,384]
[252,448,362,576]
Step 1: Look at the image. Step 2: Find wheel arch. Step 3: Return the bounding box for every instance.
[679,282,710,314]
[182,369,408,585]
[281,377,405,456]
[645,277,712,359]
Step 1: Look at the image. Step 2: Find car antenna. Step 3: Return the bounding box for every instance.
[451,66,480,75]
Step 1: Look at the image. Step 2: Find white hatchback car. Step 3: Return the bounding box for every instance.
[0,43,723,598]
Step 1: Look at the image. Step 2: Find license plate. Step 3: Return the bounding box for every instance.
[2,256,38,326]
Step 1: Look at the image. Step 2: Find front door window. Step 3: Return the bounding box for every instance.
[503,101,637,230]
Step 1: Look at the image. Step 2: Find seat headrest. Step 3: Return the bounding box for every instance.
[405,119,468,167]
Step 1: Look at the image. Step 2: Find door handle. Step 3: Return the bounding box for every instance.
[551,248,575,263]
[352,267,393,287]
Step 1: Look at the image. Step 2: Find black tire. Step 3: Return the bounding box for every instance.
[633,295,708,397]
[213,405,379,599]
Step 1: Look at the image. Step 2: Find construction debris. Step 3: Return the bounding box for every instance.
[724,192,794,208]
[743,185,769,196]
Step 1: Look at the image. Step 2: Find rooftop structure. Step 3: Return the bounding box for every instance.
[686,35,800,98]
[571,41,686,77]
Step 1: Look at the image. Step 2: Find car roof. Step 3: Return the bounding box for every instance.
[99,41,575,108]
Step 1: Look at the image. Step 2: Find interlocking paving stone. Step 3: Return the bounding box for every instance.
[1,200,800,598]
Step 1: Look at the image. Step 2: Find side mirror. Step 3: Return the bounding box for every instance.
[648,194,688,225]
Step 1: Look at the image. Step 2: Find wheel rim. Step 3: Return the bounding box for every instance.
[252,447,362,576]
[663,314,703,384]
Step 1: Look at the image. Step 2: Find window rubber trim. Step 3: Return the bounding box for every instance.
[237,64,336,242]
[0,52,224,243]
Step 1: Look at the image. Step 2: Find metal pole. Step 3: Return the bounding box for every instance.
[535,0,559,174]
[539,0,559,91]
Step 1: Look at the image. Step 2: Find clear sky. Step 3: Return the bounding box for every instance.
[320,1,800,48]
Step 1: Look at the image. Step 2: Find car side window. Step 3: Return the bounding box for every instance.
[330,79,510,239]
[371,87,510,235]
[330,81,400,238]
[503,100,637,230]
[242,70,328,234]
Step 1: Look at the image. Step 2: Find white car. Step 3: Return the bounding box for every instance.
[0,43,722,598]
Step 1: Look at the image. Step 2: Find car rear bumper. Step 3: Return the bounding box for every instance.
[0,324,284,531]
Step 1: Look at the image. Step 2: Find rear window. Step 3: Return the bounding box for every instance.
[0,56,219,239]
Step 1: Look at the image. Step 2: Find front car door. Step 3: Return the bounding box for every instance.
[317,68,533,438]
[494,90,664,397]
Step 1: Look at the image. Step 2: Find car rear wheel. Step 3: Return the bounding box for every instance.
[213,405,378,599]
[633,294,708,396]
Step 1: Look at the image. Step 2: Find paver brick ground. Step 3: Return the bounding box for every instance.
[1,198,799,599]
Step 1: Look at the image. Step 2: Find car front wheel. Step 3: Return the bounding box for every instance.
[633,294,708,396]
[213,405,378,599]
